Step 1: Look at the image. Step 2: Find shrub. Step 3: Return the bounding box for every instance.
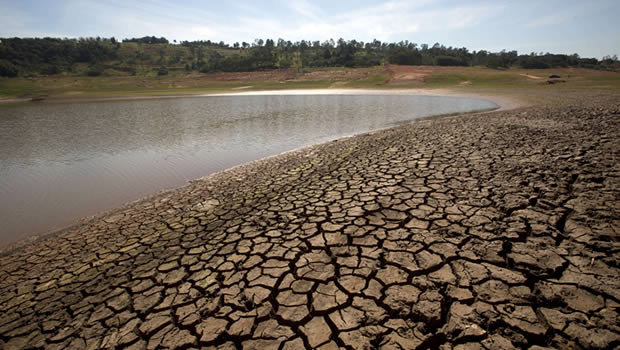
[388,49,422,65]
[40,64,61,75]
[435,56,467,66]
[86,64,104,76]
[520,59,550,69]
[0,59,19,77]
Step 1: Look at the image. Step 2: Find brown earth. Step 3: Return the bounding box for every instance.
[385,64,435,85]
[0,91,619,349]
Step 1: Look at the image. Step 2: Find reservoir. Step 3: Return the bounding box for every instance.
[0,92,498,247]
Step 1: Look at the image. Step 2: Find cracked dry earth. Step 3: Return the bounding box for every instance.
[1,94,619,350]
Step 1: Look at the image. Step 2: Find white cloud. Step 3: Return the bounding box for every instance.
[0,0,505,43]
[284,0,322,21]
[526,12,573,28]
[272,2,505,42]
[1,0,615,58]
[525,2,590,28]
[190,26,217,38]
[0,6,68,38]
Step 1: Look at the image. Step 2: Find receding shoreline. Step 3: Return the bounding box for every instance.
[0,87,525,111]
[0,89,515,255]
[0,90,617,349]
[206,88,526,111]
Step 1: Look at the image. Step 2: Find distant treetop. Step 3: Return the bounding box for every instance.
[123,36,169,45]
[0,36,617,77]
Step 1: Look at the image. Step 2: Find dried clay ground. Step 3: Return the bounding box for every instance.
[0,89,619,350]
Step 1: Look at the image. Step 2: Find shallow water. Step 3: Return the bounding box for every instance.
[0,93,497,246]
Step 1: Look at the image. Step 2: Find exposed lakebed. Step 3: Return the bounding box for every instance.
[0,92,497,246]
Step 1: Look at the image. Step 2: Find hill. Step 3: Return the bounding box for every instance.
[1,36,618,80]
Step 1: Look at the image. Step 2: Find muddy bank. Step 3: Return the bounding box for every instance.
[0,92,618,349]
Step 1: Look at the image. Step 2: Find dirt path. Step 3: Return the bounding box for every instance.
[0,92,618,349]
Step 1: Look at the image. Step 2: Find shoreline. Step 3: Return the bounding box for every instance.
[0,89,522,256]
[205,88,526,111]
[0,87,526,111]
[0,91,617,348]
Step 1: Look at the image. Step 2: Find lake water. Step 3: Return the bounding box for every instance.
[0,93,498,247]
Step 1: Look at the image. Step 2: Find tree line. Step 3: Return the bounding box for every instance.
[0,37,119,77]
[0,36,618,77]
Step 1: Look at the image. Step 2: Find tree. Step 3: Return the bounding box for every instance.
[292,51,303,73]
[388,48,421,65]
[435,56,466,66]
[87,64,104,76]
[0,59,18,77]
[123,36,168,44]
[0,36,612,76]
[486,55,504,69]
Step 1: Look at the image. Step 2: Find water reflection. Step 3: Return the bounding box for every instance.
[0,94,497,246]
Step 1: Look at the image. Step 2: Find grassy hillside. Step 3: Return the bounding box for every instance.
[1,65,618,101]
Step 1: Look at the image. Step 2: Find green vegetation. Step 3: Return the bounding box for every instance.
[157,66,168,76]
[124,36,169,45]
[0,36,618,100]
[1,36,618,79]
[0,37,119,76]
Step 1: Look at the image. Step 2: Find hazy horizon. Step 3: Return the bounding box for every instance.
[1,0,619,59]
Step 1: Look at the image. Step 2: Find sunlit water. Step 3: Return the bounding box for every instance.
[0,93,497,246]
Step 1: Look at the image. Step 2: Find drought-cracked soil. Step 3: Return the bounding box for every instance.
[0,92,618,349]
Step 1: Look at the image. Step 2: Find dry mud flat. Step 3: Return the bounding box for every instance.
[1,93,619,349]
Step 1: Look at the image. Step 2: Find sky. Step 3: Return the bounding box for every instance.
[1,0,618,59]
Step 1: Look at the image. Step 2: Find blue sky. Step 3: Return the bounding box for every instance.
[1,0,618,58]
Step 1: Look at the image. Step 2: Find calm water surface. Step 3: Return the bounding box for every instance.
[0,93,497,246]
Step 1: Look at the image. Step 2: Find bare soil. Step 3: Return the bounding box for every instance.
[385,64,435,84]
